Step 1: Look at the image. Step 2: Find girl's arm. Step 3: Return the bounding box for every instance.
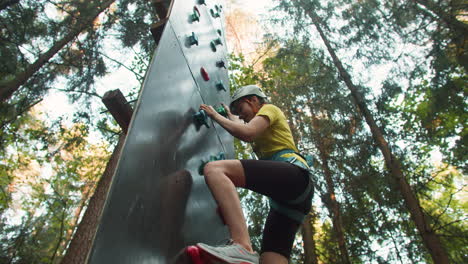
[200,104,269,142]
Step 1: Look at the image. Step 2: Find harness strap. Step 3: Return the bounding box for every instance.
[262,149,314,223]
[269,198,307,223]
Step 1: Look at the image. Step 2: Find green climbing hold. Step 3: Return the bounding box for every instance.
[215,105,228,117]
[191,7,200,22]
[193,106,228,130]
[193,110,209,130]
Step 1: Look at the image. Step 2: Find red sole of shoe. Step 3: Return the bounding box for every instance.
[186,245,251,264]
[185,246,203,264]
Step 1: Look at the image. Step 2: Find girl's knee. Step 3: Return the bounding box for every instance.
[203,160,245,187]
[203,161,223,177]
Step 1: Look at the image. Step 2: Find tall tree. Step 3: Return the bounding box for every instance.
[0,111,110,263]
[0,0,115,102]
[301,212,319,264]
[278,0,450,262]
[60,133,126,264]
[311,113,350,264]
[0,0,157,262]
[260,39,354,263]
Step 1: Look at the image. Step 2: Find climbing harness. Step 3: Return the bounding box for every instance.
[262,149,315,223]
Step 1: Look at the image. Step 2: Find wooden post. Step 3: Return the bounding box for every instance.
[152,0,173,20]
[102,89,134,132]
[150,0,174,44]
[151,18,169,44]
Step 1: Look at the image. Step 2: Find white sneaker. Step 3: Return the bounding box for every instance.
[196,240,259,264]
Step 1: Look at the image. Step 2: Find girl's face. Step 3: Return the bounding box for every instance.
[232,97,257,122]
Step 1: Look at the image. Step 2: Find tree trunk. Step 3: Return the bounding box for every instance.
[320,156,350,264]
[304,5,449,264]
[50,206,67,263]
[301,211,319,264]
[0,0,115,102]
[309,109,351,264]
[412,0,468,35]
[0,0,19,11]
[60,181,96,257]
[60,133,126,264]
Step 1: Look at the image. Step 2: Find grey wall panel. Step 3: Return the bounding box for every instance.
[170,0,229,105]
[88,3,233,261]
[169,0,232,158]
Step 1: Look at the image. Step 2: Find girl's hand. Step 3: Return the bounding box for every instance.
[220,103,237,120]
[199,104,218,118]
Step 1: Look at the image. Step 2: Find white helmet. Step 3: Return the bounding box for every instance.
[229,85,267,111]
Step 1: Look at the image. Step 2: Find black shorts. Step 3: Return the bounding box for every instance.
[240,159,313,259]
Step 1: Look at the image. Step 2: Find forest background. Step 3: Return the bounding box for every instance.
[0,0,466,263]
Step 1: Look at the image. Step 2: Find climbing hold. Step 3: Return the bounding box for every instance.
[198,0,206,5]
[193,110,209,130]
[210,8,220,18]
[215,5,222,13]
[217,29,222,36]
[215,82,226,92]
[191,6,200,22]
[210,38,222,52]
[215,105,228,117]
[200,67,210,81]
[198,152,226,175]
[193,105,228,131]
[193,105,229,131]
[213,38,222,45]
[188,32,199,46]
[216,60,226,69]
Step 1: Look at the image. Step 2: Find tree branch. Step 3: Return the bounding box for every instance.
[100,52,144,80]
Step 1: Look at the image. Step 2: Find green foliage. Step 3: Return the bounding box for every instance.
[418,164,468,263]
[0,0,465,262]
[0,111,111,263]
[273,0,467,262]
[115,0,157,57]
[0,1,157,260]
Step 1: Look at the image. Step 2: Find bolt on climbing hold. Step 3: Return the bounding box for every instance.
[193,110,209,130]
[200,67,210,81]
[188,32,199,46]
[216,60,226,68]
[191,6,201,22]
[210,38,222,51]
[215,82,226,92]
[213,38,222,45]
[198,152,226,175]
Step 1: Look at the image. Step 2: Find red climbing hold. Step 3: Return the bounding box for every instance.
[200,67,210,81]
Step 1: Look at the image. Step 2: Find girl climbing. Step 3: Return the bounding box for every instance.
[195,85,313,264]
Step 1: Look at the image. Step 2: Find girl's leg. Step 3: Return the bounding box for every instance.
[240,160,311,262]
[203,160,253,252]
[260,252,288,264]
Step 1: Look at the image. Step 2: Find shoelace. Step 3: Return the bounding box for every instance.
[213,238,259,256]
[215,238,235,246]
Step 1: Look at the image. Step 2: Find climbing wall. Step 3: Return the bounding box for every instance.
[87,0,233,263]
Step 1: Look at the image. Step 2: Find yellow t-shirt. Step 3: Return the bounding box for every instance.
[253,104,306,165]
